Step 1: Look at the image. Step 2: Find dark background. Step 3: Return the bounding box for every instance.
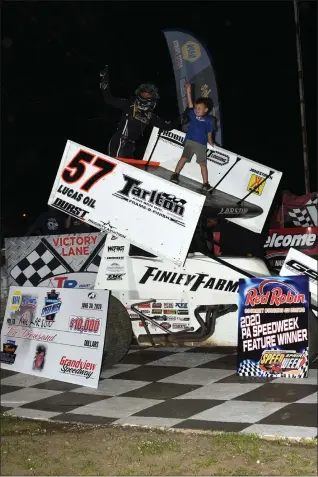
[2,0,317,238]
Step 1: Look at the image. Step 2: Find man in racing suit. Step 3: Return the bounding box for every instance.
[100,65,186,158]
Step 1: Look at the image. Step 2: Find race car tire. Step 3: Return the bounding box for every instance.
[102,294,133,369]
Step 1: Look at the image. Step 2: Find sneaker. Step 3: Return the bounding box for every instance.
[170,173,179,183]
[202,182,211,191]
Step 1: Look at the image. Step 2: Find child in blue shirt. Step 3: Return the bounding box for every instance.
[170,82,214,191]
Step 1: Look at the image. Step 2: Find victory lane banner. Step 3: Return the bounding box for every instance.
[237,276,309,378]
[0,286,110,388]
[48,140,205,266]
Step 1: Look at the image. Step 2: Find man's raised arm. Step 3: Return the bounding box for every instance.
[100,65,129,111]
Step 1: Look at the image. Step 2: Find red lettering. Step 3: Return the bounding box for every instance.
[245,289,270,306]
[269,289,305,306]
[83,246,89,255]
[53,276,67,287]
[245,286,306,307]
[53,238,60,247]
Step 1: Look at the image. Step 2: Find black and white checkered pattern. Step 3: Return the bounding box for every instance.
[80,236,106,273]
[1,346,317,439]
[288,196,318,227]
[10,239,72,287]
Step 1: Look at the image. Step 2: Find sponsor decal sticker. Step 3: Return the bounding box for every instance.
[11,291,22,311]
[247,174,266,196]
[0,340,18,365]
[139,267,239,293]
[113,175,187,227]
[106,273,125,281]
[284,260,318,284]
[108,246,125,253]
[33,290,61,328]
[172,323,190,330]
[207,149,230,166]
[259,350,307,376]
[181,41,201,62]
[175,303,188,308]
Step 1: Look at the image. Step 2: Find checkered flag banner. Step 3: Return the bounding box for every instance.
[79,235,106,273]
[238,348,309,378]
[288,195,318,227]
[10,238,73,287]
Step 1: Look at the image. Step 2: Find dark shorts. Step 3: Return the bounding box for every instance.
[182,139,207,165]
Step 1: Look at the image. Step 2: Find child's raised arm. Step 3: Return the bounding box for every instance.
[186,82,193,108]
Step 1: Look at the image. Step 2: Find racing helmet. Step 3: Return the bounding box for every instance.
[135,83,159,110]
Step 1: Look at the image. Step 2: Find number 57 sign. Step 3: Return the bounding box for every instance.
[48,140,205,265]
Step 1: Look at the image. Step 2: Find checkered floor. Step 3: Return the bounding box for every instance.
[1,346,317,440]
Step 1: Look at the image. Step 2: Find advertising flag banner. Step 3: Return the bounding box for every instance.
[163,29,222,145]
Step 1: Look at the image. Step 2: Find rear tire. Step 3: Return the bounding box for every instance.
[102,295,133,369]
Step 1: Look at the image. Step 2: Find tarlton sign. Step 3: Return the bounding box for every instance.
[48,140,205,265]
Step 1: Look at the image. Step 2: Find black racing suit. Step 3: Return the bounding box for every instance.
[102,89,183,158]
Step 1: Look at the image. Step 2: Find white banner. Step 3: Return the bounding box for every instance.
[144,128,282,234]
[48,140,205,266]
[1,286,110,388]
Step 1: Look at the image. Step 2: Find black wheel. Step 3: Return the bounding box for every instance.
[102,294,133,369]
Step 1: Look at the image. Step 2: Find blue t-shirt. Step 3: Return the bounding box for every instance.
[184,109,213,146]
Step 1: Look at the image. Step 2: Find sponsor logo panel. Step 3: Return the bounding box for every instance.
[113,175,187,227]
[247,174,266,196]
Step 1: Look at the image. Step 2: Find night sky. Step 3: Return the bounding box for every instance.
[2,1,317,238]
